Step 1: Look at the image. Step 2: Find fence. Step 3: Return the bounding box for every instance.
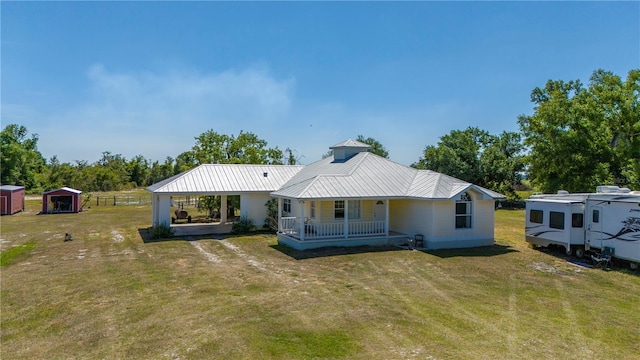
[94,195,152,206]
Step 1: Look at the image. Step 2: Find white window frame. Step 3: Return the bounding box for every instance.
[334,200,345,219]
[283,199,291,214]
[455,192,473,229]
[348,200,361,219]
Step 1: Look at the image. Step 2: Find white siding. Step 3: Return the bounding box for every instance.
[240,193,273,227]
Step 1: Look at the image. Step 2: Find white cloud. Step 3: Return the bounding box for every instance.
[24,64,296,163]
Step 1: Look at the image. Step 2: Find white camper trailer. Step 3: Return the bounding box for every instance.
[525,186,640,269]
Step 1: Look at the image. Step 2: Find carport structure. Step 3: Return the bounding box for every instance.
[146,164,303,235]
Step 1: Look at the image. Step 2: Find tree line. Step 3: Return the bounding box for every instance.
[2,69,638,197]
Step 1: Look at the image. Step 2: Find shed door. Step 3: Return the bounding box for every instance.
[587,206,603,249]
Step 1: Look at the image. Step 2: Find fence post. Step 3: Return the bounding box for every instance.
[96,196,99,206]
[113,196,116,206]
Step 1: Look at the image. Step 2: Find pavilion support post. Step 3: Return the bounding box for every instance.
[220,195,228,223]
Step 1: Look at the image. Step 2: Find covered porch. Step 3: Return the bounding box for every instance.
[275,197,411,250]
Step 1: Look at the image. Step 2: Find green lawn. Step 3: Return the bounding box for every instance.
[1,195,639,359]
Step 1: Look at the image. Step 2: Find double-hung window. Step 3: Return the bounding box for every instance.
[455,192,473,229]
[334,201,345,219]
[283,199,291,214]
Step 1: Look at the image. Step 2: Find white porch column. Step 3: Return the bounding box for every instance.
[157,195,171,226]
[299,201,305,241]
[220,195,228,223]
[385,199,390,237]
[152,194,159,225]
[277,198,282,232]
[344,200,349,239]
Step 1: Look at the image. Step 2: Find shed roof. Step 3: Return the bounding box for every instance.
[146,164,304,194]
[0,185,25,191]
[44,187,82,195]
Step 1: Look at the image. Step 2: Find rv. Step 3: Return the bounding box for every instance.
[525,186,640,269]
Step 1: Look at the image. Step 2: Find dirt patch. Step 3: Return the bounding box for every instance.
[191,241,219,263]
[111,231,124,243]
[220,241,266,271]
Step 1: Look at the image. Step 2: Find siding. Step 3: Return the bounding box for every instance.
[240,193,272,227]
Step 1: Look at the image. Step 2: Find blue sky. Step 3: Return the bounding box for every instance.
[2,1,638,166]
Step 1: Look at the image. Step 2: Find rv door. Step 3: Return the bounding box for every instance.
[586,206,603,250]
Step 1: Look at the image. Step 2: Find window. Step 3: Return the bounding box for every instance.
[283,199,291,214]
[572,213,584,228]
[530,209,543,224]
[592,209,600,223]
[335,201,344,219]
[455,192,473,229]
[310,201,316,219]
[348,200,361,219]
[549,211,565,229]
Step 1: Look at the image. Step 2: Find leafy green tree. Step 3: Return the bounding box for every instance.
[148,157,176,185]
[518,69,639,192]
[414,127,524,197]
[356,135,389,158]
[1,124,46,190]
[126,155,150,187]
[190,130,284,165]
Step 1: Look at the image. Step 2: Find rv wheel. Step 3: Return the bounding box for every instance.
[630,262,639,271]
[574,247,585,259]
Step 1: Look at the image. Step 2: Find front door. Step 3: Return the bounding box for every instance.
[374,200,386,233]
[587,206,603,249]
[374,200,385,221]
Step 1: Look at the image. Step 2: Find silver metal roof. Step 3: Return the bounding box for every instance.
[272,152,505,200]
[146,164,304,194]
[145,141,505,200]
[44,186,82,194]
[0,185,25,191]
[329,139,371,149]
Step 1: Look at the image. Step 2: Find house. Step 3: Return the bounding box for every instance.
[42,187,83,214]
[147,140,504,250]
[0,185,25,215]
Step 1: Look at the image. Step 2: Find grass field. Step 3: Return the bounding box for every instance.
[1,192,639,359]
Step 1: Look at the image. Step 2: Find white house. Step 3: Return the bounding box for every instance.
[147,139,504,250]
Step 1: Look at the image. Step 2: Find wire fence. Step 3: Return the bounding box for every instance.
[94,195,153,206]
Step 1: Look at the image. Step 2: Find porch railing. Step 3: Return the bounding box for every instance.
[280,217,385,240]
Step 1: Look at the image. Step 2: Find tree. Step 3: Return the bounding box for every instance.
[356,135,389,158]
[414,127,525,197]
[518,69,639,192]
[190,130,284,165]
[1,124,45,190]
[322,135,390,159]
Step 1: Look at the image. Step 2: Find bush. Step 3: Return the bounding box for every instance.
[231,215,256,235]
[149,222,174,239]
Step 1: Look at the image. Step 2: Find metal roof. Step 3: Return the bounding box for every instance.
[145,141,505,200]
[329,139,371,149]
[0,185,25,191]
[146,164,304,194]
[44,186,82,194]
[272,152,505,200]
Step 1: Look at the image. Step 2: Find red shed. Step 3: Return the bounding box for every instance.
[0,185,25,215]
[42,187,83,214]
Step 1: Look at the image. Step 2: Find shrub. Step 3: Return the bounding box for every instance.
[232,215,256,234]
[264,198,278,231]
[149,222,174,239]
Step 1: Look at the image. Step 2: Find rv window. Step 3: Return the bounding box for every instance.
[530,209,543,224]
[572,213,584,228]
[592,209,600,223]
[549,211,565,230]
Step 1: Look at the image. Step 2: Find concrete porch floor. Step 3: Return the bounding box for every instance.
[171,222,233,236]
